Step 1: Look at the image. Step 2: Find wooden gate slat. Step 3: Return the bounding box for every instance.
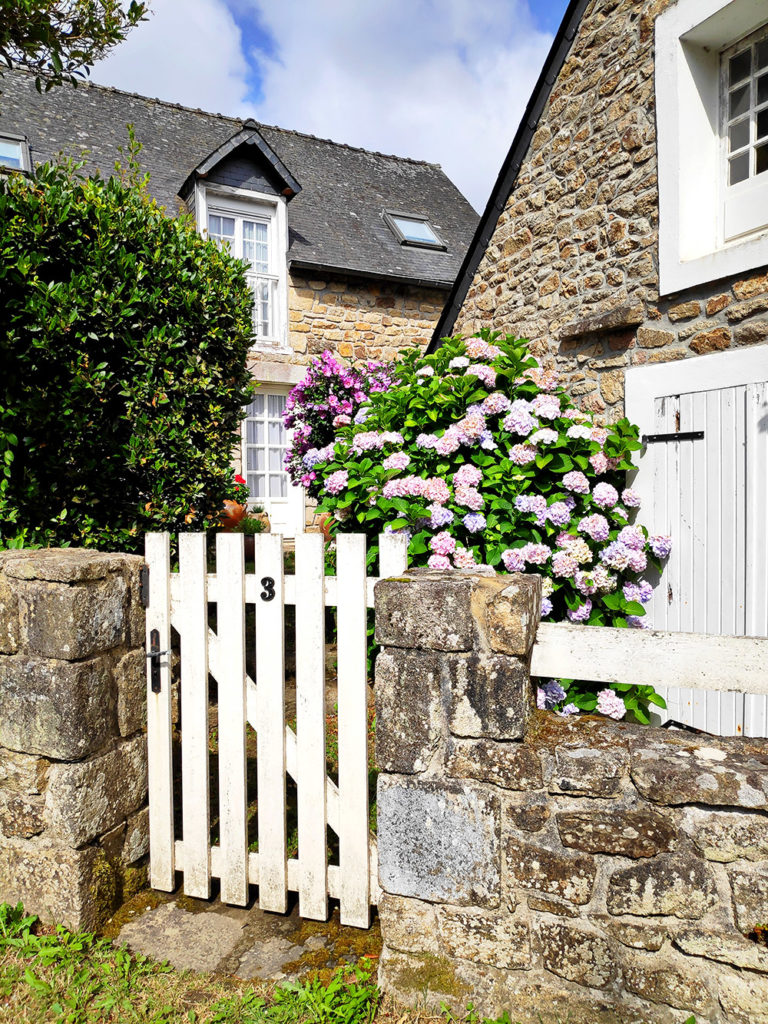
[215,533,249,906]
[294,533,328,920]
[254,533,288,912]
[178,533,211,899]
[145,532,175,891]
[336,534,370,927]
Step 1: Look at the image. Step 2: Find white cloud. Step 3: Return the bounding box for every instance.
[92,0,252,117]
[249,0,552,210]
[93,0,553,210]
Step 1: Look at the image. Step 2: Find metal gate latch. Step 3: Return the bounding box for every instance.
[643,430,704,444]
[147,628,170,693]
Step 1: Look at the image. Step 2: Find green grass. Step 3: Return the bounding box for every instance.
[0,903,698,1024]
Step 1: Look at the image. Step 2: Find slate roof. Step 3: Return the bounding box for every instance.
[1,70,478,289]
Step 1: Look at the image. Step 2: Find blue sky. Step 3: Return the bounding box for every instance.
[94,1,570,210]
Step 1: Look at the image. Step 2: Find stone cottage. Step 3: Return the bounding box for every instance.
[430,0,768,734]
[1,69,477,536]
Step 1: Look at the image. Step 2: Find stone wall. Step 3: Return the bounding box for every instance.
[246,273,444,383]
[453,0,768,421]
[0,549,149,931]
[374,569,768,1024]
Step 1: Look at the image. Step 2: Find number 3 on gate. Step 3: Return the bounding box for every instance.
[260,576,276,601]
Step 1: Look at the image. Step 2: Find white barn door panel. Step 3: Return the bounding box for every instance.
[626,349,768,737]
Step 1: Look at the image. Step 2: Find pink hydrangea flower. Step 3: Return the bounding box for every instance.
[563,471,590,494]
[618,525,645,550]
[547,501,572,527]
[453,547,477,568]
[466,337,501,359]
[592,482,619,508]
[532,394,561,420]
[515,494,547,525]
[457,411,487,443]
[502,402,536,437]
[427,554,451,570]
[574,570,597,596]
[522,543,551,565]
[578,514,610,542]
[435,427,462,455]
[596,688,626,720]
[589,452,609,474]
[622,487,641,508]
[383,452,411,471]
[482,392,512,415]
[416,365,435,377]
[627,549,647,573]
[502,548,526,572]
[382,476,426,499]
[333,414,352,427]
[591,566,617,592]
[424,477,450,504]
[430,531,456,556]
[509,444,537,466]
[552,551,579,578]
[453,464,483,488]
[529,427,558,445]
[465,364,497,388]
[525,367,559,391]
[455,486,484,510]
[449,356,470,369]
[591,427,609,445]
[325,470,349,495]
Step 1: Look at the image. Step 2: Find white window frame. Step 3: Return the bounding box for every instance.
[195,183,289,352]
[0,133,31,174]
[656,0,768,295]
[240,384,305,537]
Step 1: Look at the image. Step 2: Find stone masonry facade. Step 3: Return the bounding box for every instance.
[374,570,768,1024]
[453,0,768,421]
[0,549,149,931]
[248,273,444,379]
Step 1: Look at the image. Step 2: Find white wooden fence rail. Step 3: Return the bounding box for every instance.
[531,622,768,697]
[145,530,408,929]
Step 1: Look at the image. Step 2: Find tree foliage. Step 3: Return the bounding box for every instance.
[0,0,147,91]
[0,140,255,551]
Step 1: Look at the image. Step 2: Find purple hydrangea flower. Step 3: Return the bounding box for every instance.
[429,504,454,529]
[502,548,526,572]
[560,703,580,716]
[567,599,592,623]
[650,535,672,559]
[463,513,487,533]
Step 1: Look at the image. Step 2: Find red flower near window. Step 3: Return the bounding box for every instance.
[234,474,246,485]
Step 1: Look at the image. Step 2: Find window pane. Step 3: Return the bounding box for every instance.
[758,40,768,71]
[730,84,750,120]
[757,142,768,176]
[208,215,235,248]
[247,448,265,471]
[729,118,750,152]
[268,447,283,470]
[242,220,269,273]
[268,394,286,417]
[758,108,768,141]
[729,49,752,87]
[729,151,750,185]
[253,393,265,416]
[392,216,440,245]
[248,473,265,498]
[268,421,284,444]
[759,73,768,107]
[269,474,287,498]
[246,420,265,444]
[0,140,22,169]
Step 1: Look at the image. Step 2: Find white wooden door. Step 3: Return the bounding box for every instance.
[626,348,768,736]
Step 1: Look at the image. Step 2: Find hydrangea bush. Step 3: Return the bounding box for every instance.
[304,331,671,724]
[283,351,395,500]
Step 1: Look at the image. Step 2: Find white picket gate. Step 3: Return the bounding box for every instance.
[144,530,408,928]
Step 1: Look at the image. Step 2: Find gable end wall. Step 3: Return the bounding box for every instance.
[454,0,768,421]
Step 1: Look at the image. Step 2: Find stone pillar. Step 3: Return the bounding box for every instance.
[373,568,541,1009]
[0,549,149,930]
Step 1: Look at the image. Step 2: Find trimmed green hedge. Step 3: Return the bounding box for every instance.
[0,142,254,551]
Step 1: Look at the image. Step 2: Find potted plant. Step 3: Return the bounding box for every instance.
[220,474,250,530]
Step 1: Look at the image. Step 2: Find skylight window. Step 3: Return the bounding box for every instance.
[384,211,446,249]
[0,136,30,173]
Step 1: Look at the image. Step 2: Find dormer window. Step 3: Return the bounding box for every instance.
[203,191,288,350]
[384,210,445,249]
[0,135,30,173]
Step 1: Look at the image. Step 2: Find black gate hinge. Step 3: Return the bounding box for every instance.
[643,430,704,444]
[139,564,150,608]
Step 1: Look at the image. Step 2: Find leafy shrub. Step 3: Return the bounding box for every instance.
[308,331,671,723]
[284,350,395,499]
[0,140,254,552]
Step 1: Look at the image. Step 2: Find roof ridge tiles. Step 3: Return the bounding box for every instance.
[16,68,440,169]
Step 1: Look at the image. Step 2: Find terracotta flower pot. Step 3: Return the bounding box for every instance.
[220,499,248,530]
